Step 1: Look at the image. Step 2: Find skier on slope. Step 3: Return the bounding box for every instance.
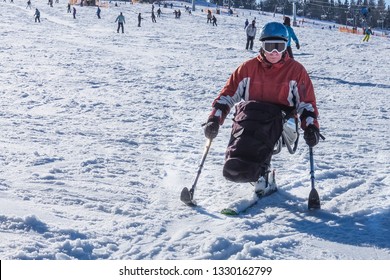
[207,10,212,23]
[96,6,101,19]
[212,15,217,26]
[244,18,249,29]
[34,8,40,23]
[138,13,144,27]
[245,20,257,50]
[362,27,373,42]
[283,16,300,59]
[115,12,126,33]
[151,11,157,23]
[204,22,320,196]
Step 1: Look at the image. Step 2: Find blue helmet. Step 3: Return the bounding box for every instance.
[260,22,289,42]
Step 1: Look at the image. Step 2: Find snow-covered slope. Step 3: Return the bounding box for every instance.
[0,1,389,260]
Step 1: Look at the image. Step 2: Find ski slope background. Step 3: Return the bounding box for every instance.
[0,1,389,260]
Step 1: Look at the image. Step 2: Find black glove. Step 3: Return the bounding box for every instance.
[304,125,320,147]
[204,116,220,139]
[296,43,300,50]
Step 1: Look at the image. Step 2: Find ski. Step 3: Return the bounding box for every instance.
[221,187,277,216]
[221,170,278,216]
[221,197,258,216]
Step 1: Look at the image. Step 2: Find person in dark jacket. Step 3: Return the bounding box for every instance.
[34,8,40,22]
[96,6,101,19]
[244,18,249,29]
[138,13,143,27]
[212,15,217,26]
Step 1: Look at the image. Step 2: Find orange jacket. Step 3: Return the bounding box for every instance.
[210,54,319,130]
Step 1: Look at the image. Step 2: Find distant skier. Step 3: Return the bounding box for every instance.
[26,0,31,9]
[361,7,370,20]
[34,8,40,22]
[362,27,373,42]
[212,15,217,26]
[283,16,300,59]
[96,6,101,19]
[207,10,212,23]
[245,20,256,50]
[72,7,76,19]
[151,11,156,23]
[138,13,143,27]
[244,18,249,29]
[115,12,125,33]
[67,3,71,13]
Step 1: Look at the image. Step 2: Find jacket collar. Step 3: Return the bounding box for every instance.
[257,51,290,69]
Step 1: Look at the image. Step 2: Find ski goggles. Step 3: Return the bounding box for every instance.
[261,40,287,53]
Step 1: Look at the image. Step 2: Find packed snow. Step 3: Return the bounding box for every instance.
[0,1,389,261]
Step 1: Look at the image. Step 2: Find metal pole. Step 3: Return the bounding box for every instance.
[192,0,195,11]
[292,1,297,26]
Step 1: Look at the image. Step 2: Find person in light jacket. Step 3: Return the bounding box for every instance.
[245,20,257,50]
[115,12,126,33]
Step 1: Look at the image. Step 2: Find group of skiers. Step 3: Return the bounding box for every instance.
[116,6,161,31]
[26,1,77,21]
[26,3,168,31]
[206,10,217,26]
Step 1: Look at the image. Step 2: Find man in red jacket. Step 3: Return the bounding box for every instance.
[204,22,320,195]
